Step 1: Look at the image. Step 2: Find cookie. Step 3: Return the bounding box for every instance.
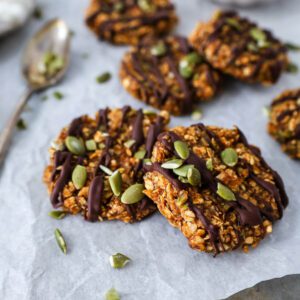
[189,10,288,85]
[120,35,221,115]
[143,124,288,255]
[85,0,178,45]
[44,106,170,223]
[268,88,300,159]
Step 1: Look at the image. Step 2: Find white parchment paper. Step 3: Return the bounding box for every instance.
[0,0,299,299]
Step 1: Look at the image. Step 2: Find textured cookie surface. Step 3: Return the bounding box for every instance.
[120,35,221,115]
[144,124,288,255]
[189,10,288,85]
[85,0,178,45]
[268,88,300,159]
[44,107,170,223]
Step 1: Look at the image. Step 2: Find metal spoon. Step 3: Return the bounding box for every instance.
[0,19,71,166]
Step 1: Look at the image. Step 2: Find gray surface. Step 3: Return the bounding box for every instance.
[0,0,300,300]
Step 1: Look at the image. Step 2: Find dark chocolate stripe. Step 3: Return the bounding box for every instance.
[97,108,109,131]
[87,175,104,222]
[131,109,145,152]
[276,107,300,122]
[146,116,164,158]
[68,117,82,136]
[271,91,300,106]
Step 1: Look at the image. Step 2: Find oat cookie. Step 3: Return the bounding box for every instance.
[189,10,288,85]
[144,124,288,255]
[268,88,300,159]
[120,36,221,115]
[44,106,170,223]
[85,0,178,45]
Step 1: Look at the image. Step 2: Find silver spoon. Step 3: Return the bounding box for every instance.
[0,19,71,166]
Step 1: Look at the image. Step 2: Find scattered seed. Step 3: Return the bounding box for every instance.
[121,183,144,204]
[221,148,238,167]
[48,211,66,220]
[134,149,146,159]
[284,42,300,51]
[85,139,97,151]
[286,62,298,73]
[124,139,136,148]
[100,165,113,176]
[137,0,155,12]
[16,118,27,130]
[206,158,213,171]
[109,170,122,196]
[187,167,201,186]
[191,108,203,121]
[33,7,43,19]
[174,140,190,160]
[217,183,236,201]
[150,41,167,57]
[96,72,111,84]
[65,136,86,156]
[109,253,130,268]
[54,228,67,254]
[226,18,241,30]
[173,164,194,177]
[161,159,184,169]
[53,91,64,100]
[105,288,120,300]
[72,165,87,189]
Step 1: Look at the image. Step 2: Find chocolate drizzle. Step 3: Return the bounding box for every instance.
[68,117,82,136]
[131,109,145,152]
[145,116,164,158]
[97,108,109,131]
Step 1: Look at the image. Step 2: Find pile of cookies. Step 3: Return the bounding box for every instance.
[44,1,299,256]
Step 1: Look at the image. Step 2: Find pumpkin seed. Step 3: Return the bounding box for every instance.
[173,164,194,177]
[179,52,202,79]
[72,165,87,189]
[226,18,241,30]
[247,42,259,52]
[137,0,155,12]
[109,253,130,268]
[143,109,156,115]
[48,211,66,220]
[174,140,190,159]
[187,167,201,186]
[124,139,136,148]
[191,108,203,121]
[53,91,64,100]
[121,183,144,204]
[65,136,85,155]
[105,288,120,300]
[100,165,113,175]
[150,41,167,57]
[16,118,27,130]
[178,176,189,183]
[217,183,236,201]
[85,139,97,151]
[113,2,124,12]
[96,72,111,84]
[143,158,152,165]
[221,148,238,167]
[184,52,202,65]
[250,27,267,43]
[54,228,67,254]
[109,170,122,196]
[161,159,184,169]
[134,149,146,159]
[286,62,298,73]
[206,158,213,171]
[284,42,300,51]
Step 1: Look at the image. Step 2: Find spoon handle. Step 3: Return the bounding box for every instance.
[0,89,34,167]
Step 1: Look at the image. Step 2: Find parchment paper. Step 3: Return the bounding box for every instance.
[0,0,299,299]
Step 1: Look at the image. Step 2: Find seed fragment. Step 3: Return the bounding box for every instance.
[65,136,86,155]
[286,62,298,73]
[54,228,67,254]
[150,41,167,57]
[109,253,130,269]
[53,91,64,100]
[121,183,144,204]
[191,108,203,121]
[85,139,97,151]
[221,148,238,167]
[187,167,201,186]
[72,165,87,189]
[250,28,267,44]
[217,183,236,201]
[124,139,136,148]
[16,118,27,130]
[109,170,122,196]
[100,165,113,175]
[173,164,194,177]
[226,18,241,30]
[96,72,111,83]
[48,211,66,220]
[206,158,213,171]
[174,140,190,160]
[179,52,202,78]
[134,149,146,159]
[161,159,184,169]
[105,288,120,300]
[284,42,300,51]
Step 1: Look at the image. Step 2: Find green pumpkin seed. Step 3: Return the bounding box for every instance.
[65,136,85,156]
[284,42,300,51]
[217,183,236,201]
[247,42,259,52]
[121,183,144,204]
[226,18,241,30]
[184,52,202,65]
[206,158,213,171]
[143,158,152,165]
[105,288,120,300]
[179,52,202,79]
[54,228,67,254]
[72,165,87,189]
[96,72,111,84]
[191,108,203,121]
[173,164,194,177]
[178,176,189,183]
[250,28,267,43]
[109,253,130,268]
[134,149,146,159]
[221,148,238,167]
[109,170,122,196]
[150,41,167,57]
[179,63,194,78]
[137,0,155,12]
[85,139,97,151]
[16,118,27,130]
[100,165,113,175]
[187,167,201,186]
[143,109,156,115]
[174,140,190,160]
[48,211,66,220]
[124,139,136,148]
[161,159,184,169]
[286,62,298,73]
